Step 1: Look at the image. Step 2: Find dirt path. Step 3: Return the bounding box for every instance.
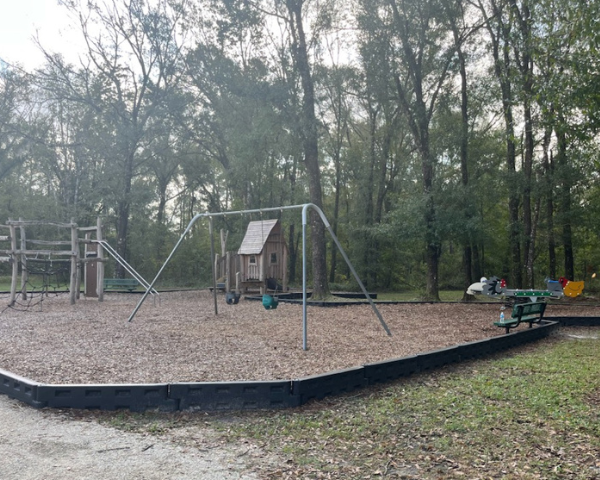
[0,395,259,480]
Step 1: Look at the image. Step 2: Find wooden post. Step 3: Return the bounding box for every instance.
[75,234,82,300]
[215,253,220,280]
[259,250,265,294]
[209,217,218,315]
[97,217,104,302]
[283,243,288,293]
[70,219,78,305]
[69,219,77,304]
[84,233,99,298]
[9,221,17,307]
[225,251,231,293]
[19,218,27,300]
[220,229,228,257]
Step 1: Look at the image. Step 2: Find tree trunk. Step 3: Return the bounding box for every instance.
[417,113,440,300]
[505,90,522,288]
[287,0,329,298]
[423,162,440,300]
[527,195,541,286]
[511,0,535,287]
[473,244,483,280]
[501,36,521,288]
[375,123,391,225]
[387,0,442,301]
[288,223,298,283]
[329,143,342,284]
[115,152,134,278]
[481,0,522,287]
[363,106,378,286]
[522,100,534,288]
[287,155,299,283]
[542,126,556,279]
[417,98,440,301]
[556,123,574,280]
[452,24,474,300]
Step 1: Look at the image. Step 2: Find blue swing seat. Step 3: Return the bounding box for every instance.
[262,294,279,310]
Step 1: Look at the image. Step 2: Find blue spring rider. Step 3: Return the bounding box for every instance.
[262,294,279,310]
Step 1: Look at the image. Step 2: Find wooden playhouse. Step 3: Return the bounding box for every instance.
[215,219,289,294]
[237,219,288,293]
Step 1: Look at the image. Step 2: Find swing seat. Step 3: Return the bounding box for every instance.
[226,291,240,305]
[262,294,279,310]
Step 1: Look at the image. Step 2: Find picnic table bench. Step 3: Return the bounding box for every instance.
[494,301,547,333]
[103,278,139,292]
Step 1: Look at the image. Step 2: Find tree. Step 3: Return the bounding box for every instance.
[0,69,32,182]
[533,0,600,281]
[41,0,188,276]
[358,0,458,299]
[441,0,482,298]
[276,0,329,296]
[195,0,332,295]
[476,0,524,287]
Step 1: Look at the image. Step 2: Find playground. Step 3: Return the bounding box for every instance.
[0,210,599,405]
[0,290,597,386]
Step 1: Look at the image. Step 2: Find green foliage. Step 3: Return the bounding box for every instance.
[1,0,600,292]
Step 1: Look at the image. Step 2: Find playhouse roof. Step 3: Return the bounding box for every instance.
[238,219,280,255]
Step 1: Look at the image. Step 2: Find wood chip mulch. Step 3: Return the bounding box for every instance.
[0,290,597,385]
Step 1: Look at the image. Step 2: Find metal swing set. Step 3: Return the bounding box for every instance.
[128,203,392,350]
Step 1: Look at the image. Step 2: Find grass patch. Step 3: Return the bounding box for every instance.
[219,334,600,479]
[0,275,72,292]
[376,290,467,302]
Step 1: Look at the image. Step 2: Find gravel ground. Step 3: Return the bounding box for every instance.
[0,290,598,385]
[0,394,260,480]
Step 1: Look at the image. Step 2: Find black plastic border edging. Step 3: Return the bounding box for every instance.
[170,380,299,411]
[546,316,600,326]
[0,368,43,408]
[0,317,597,412]
[36,383,176,412]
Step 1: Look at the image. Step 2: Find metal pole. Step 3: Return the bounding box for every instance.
[326,224,391,336]
[209,217,218,315]
[302,220,308,351]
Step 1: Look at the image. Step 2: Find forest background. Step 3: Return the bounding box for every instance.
[1,0,599,300]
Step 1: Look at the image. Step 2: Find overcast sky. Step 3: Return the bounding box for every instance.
[0,0,80,71]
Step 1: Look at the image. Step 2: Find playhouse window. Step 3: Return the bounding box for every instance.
[270,252,278,264]
[249,255,256,264]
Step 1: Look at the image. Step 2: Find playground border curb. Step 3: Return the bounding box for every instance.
[0,317,598,412]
